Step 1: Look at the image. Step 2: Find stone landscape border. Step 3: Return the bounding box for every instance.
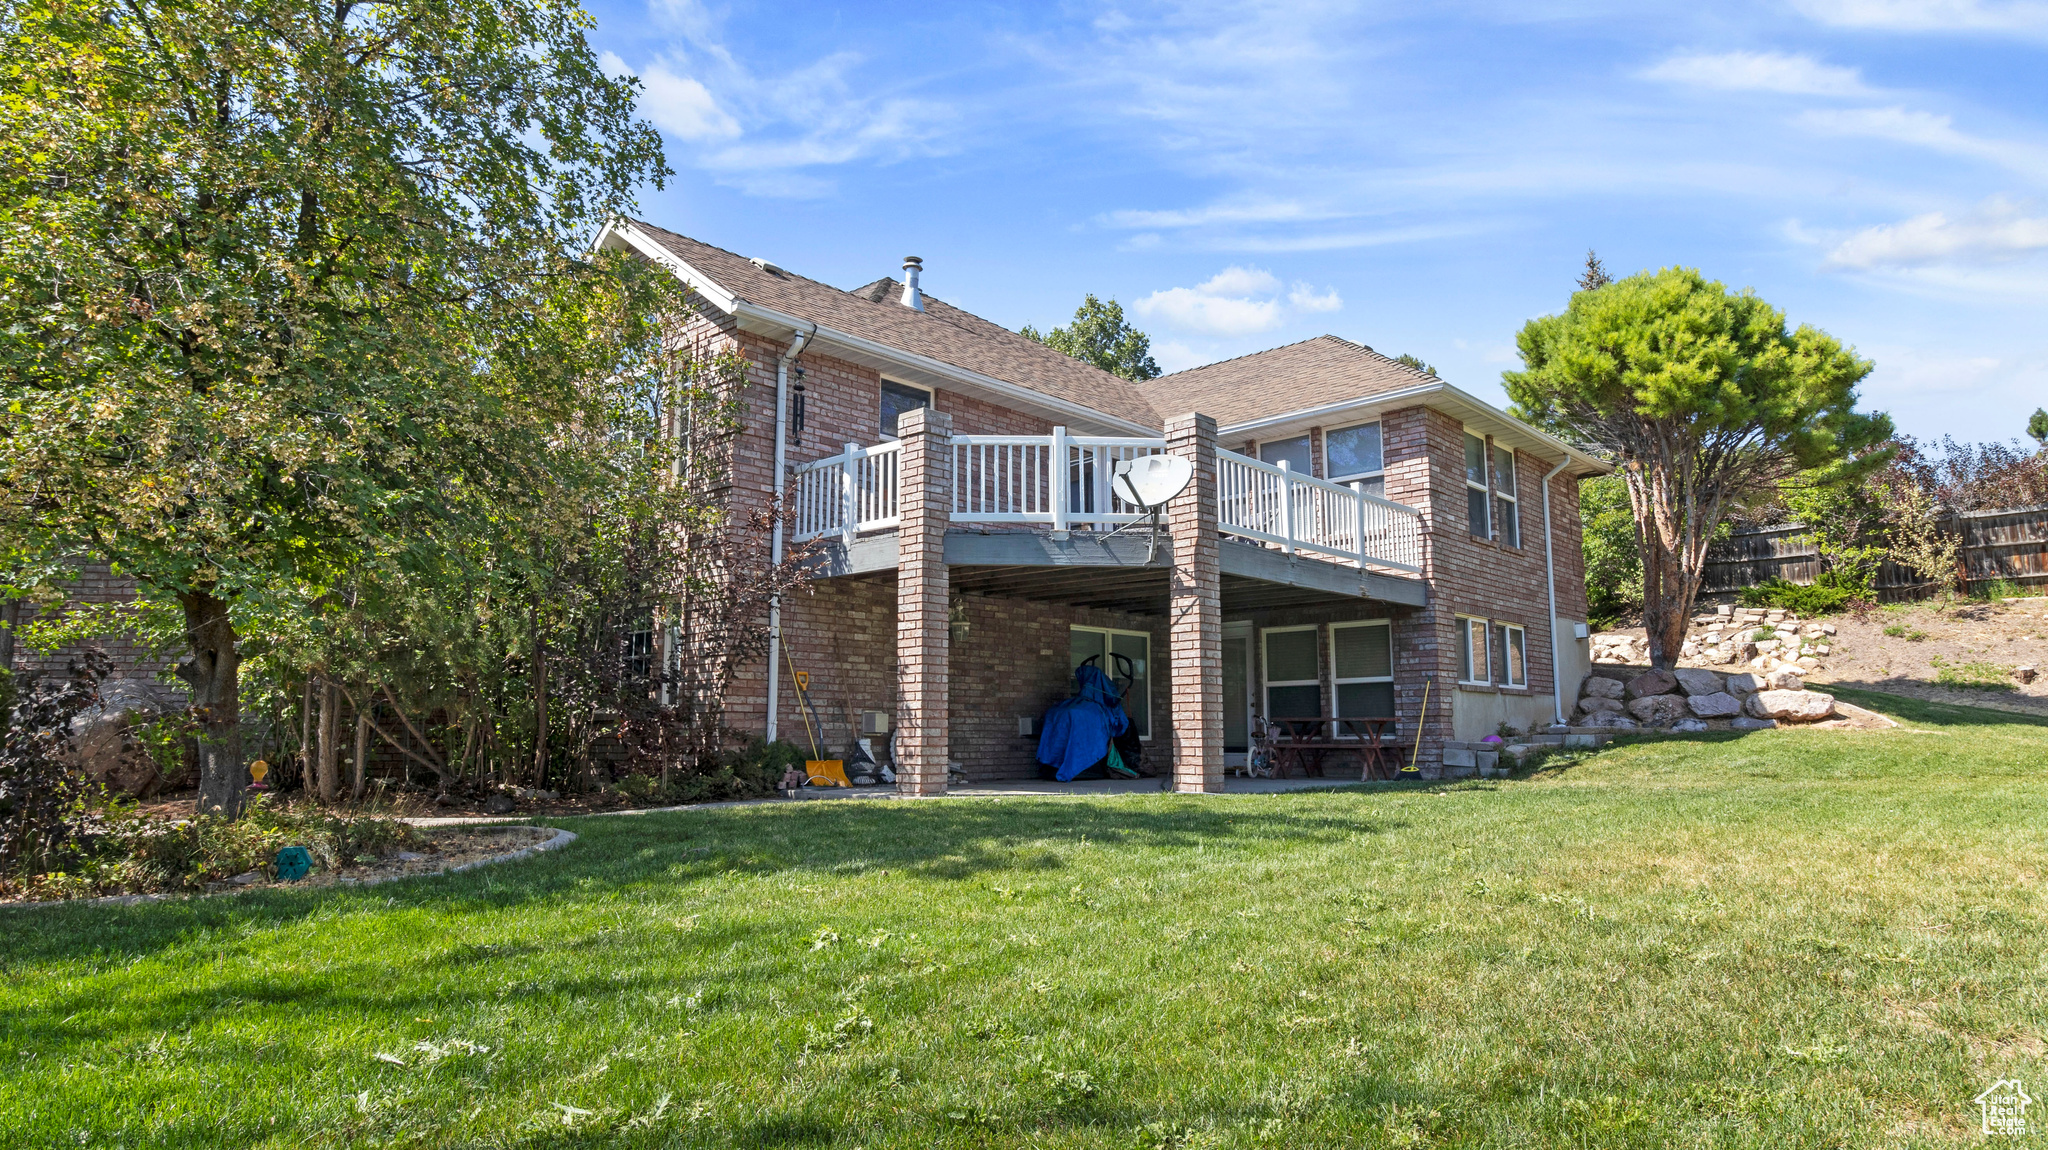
[0,825,576,911]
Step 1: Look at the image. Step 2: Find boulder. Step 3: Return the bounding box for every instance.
[1730,716,1777,731]
[484,793,516,815]
[1765,668,1804,691]
[1625,669,1679,699]
[67,679,186,798]
[1674,668,1726,697]
[1687,692,1743,719]
[1578,712,1639,730]
[1627,694,1693,726]
[1581,675,1625,701]
[1745,689,1836,722]
[1725,673,1761,696]
[1669,718,1709,733]
[1576,696,1624,718]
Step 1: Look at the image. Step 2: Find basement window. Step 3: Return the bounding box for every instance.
[1262,625,1322,719]
[1498,623,1527,689]
[1331,621,1395,722]
[1457,615,1491,685]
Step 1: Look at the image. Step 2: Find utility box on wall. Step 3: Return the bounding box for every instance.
[860,710,891,736]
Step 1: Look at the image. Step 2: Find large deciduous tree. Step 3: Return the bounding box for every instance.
[1505,268,1890,668]
[1022,295,1161,381]
[0,0,667,816]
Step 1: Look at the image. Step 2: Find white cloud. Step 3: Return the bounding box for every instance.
[1640,51,1874,96]
[1791,0,2048,34]
[1797,107,2048,180]
[1198,266,1282,296]
[1825,197,2048,268]
[1288,282,1343,311]
[601,53,741,141]
[1135,286,1283,337]
[1134,265,1341,336]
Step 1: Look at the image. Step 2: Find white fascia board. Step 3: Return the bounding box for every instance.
[602,220,741,313]
[1219,382,1610,476]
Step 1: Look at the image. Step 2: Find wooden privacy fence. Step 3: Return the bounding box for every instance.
[1700,505,2048,599]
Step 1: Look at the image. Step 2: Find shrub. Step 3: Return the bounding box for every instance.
[1,651,111,876]
[1739,578,1857,616]
[1974,578,2030,602]
[13,794,423,900]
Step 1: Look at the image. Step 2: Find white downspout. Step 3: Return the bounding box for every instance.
[766,325,815,744]
[1540,455,1572,727]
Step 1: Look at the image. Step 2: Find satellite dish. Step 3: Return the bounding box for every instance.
[1113,453,1194,509]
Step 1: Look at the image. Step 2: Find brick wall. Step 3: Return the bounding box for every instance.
[9,562,175,684]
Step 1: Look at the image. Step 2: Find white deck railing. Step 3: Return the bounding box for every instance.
[790,431,1423,574]
[953,429,1167,531]
[1216,449,1422,573]
[791,440,901,544]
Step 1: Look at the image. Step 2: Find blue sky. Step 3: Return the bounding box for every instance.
[585,0,2048,445]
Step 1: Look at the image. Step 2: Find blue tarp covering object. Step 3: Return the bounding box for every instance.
[1036,664,1130,782]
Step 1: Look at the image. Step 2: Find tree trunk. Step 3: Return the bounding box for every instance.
[0,598,21,674]
[351,709,370,802]
[317,679,341,803]
[532,619,549,789]
[297,677,314,793]
[178,590,245,818]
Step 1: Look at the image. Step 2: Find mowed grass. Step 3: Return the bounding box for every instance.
[4,690,2047,1149]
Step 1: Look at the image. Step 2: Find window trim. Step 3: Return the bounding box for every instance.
[1492,443,1520,548]
[1260,624,1323,720]
[1324,420,1385,493]
[1456,615,1492,686]
[1069,624,1153,740]
[879,378,934,440]
[1463,430,1490,539]
[1499,622,1528,689]
[1329,619,1396,728]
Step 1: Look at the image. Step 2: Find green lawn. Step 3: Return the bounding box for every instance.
[4,689,2047,1149]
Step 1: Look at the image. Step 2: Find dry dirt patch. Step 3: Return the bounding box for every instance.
[1807,600,2048,717]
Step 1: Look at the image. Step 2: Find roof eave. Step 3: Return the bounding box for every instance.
[606,218,1158,438]
[1218,381,1610,476]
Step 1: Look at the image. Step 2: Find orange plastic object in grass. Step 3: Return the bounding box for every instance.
[806,760,850,787]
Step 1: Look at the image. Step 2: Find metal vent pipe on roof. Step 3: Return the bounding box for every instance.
[900,256,924,312]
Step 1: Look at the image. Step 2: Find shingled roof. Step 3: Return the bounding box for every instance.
[1135,335,1439,429]
[619,220,1162,431]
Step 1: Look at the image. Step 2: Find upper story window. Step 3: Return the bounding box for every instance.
[1492,444,1520,548]
[1259,434,1314,475]
[880,380,932,438]
[1464,432,1490,538]
[1326,422,1384,499]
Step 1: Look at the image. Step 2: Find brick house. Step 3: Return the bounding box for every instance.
[598,218,1607,787]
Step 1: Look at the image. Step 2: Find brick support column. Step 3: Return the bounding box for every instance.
[1165,413,1224,794]
[895,407,953,796]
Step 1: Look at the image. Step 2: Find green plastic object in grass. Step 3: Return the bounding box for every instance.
[274,846,312,882]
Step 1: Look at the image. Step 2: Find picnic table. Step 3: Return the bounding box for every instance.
[1270,716,1403,780]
